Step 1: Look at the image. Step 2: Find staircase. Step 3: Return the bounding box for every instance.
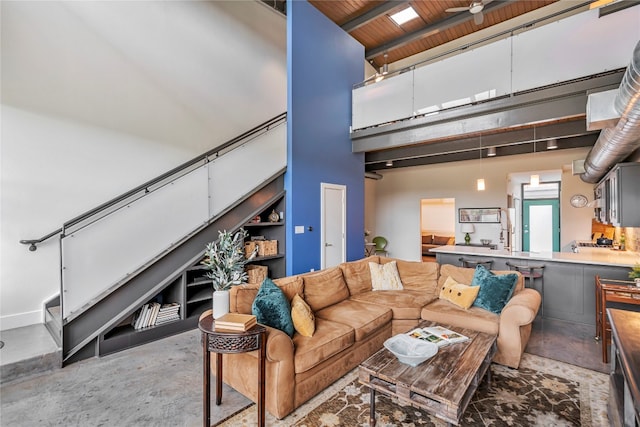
[25,114,287,366]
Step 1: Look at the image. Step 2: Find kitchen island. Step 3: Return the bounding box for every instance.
[431,245,640,325]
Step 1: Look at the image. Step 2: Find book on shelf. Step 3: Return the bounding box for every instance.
[214,313,257,331]
[132,302,180,330]
[407,325,469,348]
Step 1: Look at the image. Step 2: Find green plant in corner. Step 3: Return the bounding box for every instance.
[628,263,640,280]
[202,229,256,291]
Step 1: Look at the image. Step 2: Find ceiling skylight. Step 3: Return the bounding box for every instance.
[390,6,419,26]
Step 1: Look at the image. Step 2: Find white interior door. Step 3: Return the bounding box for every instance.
[321,183,346,269]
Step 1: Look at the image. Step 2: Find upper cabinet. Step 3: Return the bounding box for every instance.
[595,163,640,227]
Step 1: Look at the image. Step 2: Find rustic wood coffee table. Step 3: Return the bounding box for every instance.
[359,321,497,426]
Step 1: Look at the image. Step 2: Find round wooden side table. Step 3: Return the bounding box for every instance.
[198,314,266,427]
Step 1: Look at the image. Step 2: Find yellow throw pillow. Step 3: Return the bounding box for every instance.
[369,261,404,291]
[291,294,315,337]
[439,276,480,309]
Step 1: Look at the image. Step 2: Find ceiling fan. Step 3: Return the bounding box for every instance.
[445,0,493,25]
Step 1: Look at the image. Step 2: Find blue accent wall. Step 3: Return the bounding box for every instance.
[286,1,365,275]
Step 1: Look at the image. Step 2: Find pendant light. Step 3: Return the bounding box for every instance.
[477,134,485,191]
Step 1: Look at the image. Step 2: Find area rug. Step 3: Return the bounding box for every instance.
[216,353,609,426]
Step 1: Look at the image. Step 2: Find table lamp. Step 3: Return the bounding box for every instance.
[460,223,475,245]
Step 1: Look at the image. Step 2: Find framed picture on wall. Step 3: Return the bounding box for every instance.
[458,208,500,223]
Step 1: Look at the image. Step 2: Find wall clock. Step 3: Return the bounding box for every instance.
[570,194,588,208]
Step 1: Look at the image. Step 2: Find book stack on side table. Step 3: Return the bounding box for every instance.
[214,313,257,332]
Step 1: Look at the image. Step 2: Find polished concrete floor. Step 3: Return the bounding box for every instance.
[0,328,251,426]
[525,317,609,374]
[0,315,608,426]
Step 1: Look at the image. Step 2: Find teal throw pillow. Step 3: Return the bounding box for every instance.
[471,265,518,314]
[252,278,294,337]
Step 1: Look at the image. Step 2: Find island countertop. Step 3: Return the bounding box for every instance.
[431,245,640,268]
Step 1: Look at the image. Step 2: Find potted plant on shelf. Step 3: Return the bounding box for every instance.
[202,229,256,318]
[629,263,640,287]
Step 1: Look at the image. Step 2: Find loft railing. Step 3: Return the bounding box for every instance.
[20,113,287,320]
[351,2,635,131]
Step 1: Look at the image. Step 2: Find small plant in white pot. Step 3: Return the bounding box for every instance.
[202,229,256,318]
[629,264,640,287]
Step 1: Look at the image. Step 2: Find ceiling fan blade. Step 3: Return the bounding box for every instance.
[482,0,494,5]
[445,7,470,12]
[474,11,484,25]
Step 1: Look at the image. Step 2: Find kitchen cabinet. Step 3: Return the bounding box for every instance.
[596,162,640,227]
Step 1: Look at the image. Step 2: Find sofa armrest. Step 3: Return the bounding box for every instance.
[495,288,541,368]
[501,288,541,326]
[264,325,295,363]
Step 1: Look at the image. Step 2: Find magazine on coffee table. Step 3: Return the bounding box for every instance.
[407,325,469,348]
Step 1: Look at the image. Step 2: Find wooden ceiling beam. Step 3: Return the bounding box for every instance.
[341,1,410,32]
[365,0,512,60]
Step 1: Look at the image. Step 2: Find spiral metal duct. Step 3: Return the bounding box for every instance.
[581,40,640,183]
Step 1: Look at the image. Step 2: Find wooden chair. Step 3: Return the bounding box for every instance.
[595,275,640,363]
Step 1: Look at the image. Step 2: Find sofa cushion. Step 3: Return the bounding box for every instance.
[230,276,302,314]
[350,289,436,320]
[292,317,354,374]
[302,267,350,312]
[471,265,518,314]
[230,283,261,314]
[439,276,480,309]
[339,256,379,296]
[438,264,524,293]
[380,258,439,294]
[433,235,453,245]
[273,275,304,302]
[421,299,499,335]
[315,299,392,341]
[422,235,434,244]
[252,278,294,337]
[291,294,315,337]
[369,261,404,291]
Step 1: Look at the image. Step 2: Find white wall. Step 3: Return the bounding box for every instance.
[421,200,455,234]
[0,1,286,329]
[373,148,594,261]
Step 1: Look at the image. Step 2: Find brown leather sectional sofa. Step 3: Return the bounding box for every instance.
[221,255,541,419]
[422,234,455,256]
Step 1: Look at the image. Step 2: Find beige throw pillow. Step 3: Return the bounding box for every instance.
[369,261,404,291]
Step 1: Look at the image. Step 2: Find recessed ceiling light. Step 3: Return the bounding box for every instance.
[390,6,419,26]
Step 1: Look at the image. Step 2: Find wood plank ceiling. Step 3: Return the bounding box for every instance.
[308,0,558,69]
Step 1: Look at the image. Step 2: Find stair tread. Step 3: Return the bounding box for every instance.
[0,324,60,368]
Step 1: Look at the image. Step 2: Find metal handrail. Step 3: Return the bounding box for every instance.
[19,112,287,251]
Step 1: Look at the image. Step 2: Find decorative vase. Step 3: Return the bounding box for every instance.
[212,290,230,319]
[268,209,280,223]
